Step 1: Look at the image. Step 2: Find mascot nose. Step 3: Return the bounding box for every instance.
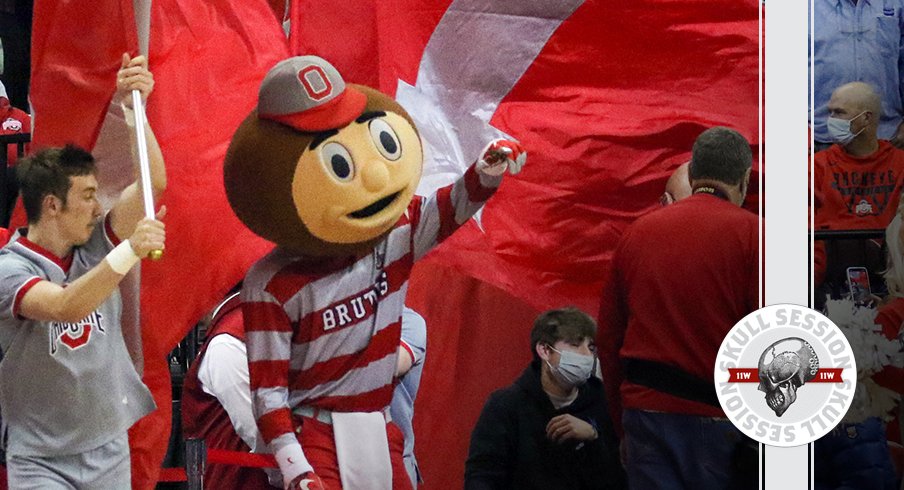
[360,161,390,192]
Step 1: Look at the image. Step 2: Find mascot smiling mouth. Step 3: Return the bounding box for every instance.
[349,191,402,219]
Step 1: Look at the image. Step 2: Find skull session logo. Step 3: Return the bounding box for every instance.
[757,338,820,417]
[714,304,856,447]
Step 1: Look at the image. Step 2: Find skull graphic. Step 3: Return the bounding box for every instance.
[757,337,819,417]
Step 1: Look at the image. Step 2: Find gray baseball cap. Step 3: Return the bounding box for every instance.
[258,56,366,132]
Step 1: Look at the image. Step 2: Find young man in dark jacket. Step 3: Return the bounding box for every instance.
[465,308,625,490]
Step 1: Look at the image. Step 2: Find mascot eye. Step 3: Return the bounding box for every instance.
[369,119,402,161]
[320,142,355,182]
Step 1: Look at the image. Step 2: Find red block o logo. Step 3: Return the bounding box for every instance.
[298,66,334,102]
[60,324,92,350]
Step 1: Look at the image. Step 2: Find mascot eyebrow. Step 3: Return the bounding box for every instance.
[355,111,386,123]
[308,111,389,151]
[309,130,339,150]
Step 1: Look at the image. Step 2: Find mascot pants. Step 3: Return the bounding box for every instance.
[296,414,412,490]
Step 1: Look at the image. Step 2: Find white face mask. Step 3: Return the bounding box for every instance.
[545,346,595,386]
[827,111,867,145]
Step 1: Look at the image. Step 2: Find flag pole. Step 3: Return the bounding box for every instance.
[131,89,162,260]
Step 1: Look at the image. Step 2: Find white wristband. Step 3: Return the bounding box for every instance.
[106,239,141,275]
[275,444,313,485]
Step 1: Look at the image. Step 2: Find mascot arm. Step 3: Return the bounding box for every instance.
[410,140,527,261]
[244,295,316,484]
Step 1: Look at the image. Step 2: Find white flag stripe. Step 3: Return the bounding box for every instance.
[397,0,585,197]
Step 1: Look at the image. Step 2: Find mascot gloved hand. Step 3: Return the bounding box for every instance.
[287,471,326,490]
[478,138,527,176]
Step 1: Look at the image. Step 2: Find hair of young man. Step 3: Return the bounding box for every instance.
[530,307,597,361]
[687,127,752,186]
[17,144,96,224]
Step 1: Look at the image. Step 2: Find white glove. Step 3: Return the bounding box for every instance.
[275,444,314,488]
[477,139,527,176]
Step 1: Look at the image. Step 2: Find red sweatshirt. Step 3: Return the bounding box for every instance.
[599,193,759,430]
[813,142,904,284]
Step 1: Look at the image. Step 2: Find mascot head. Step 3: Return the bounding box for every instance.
[224,56,423,256]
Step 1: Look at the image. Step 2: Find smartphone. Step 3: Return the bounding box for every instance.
[846,266,872,305]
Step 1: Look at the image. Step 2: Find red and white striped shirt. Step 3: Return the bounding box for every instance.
[244,165,499,451]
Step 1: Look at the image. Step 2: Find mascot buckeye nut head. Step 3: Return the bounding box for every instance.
[224,56,423,256]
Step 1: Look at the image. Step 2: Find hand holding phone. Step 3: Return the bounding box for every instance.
[846,266,872,305]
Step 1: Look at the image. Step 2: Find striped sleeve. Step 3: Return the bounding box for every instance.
[410,163,501,261]
[401,307,427,365]
[242,291,297,452]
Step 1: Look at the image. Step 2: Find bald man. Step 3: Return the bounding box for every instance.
[811,0,904,151]
[659,163,691,206]
[813,82,904,294]
[661,161,761,215]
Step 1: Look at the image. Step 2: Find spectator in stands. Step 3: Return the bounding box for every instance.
[181,292,273,489]
[868,211,904,486]
[661,160,761,214]
[0,80,28,166]
[813,82,904,294]
[809,210,904,489]
[182,293,428,489]
[659,162,691,207]
[811,0,904,151]
[599,126,758,489]
[465,307,624,490]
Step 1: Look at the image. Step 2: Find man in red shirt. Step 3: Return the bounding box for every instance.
[813,82,904,293]
[599,126,759,489]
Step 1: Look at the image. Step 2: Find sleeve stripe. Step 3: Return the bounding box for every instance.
[13,276,43,319]
[257,408,296,444]
[434,186,457,242]
[249,359,291,388]
[242,301,294,332]
[246,331,293,362]
[463,165,497,202]
[400,339,417,365]
[103,212,122,246]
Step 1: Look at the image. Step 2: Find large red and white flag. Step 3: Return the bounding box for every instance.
[29,0,288,487]
[292,0,759,487]
[30,0,758,487]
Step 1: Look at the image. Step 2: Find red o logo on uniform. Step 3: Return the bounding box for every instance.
[60,324,92,350]
[298,66,334,101]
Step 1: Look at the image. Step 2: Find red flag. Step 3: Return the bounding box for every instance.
[292,1,760,488]
[30,0,136,149]
[126,2,289,487]
[289,0,379,87]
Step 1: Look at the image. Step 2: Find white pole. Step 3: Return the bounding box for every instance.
[131,89,162,260]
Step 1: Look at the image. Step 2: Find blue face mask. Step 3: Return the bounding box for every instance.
[826,111,867,145]
[546,346,595,386]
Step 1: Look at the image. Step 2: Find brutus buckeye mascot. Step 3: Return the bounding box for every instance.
[224,56,525,490]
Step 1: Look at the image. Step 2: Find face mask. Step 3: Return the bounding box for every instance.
[545,346,595,386]
[827,111,867,145]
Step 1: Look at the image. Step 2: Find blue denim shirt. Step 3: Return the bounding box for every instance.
[811,0,904,142]
[389,307,427,487]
